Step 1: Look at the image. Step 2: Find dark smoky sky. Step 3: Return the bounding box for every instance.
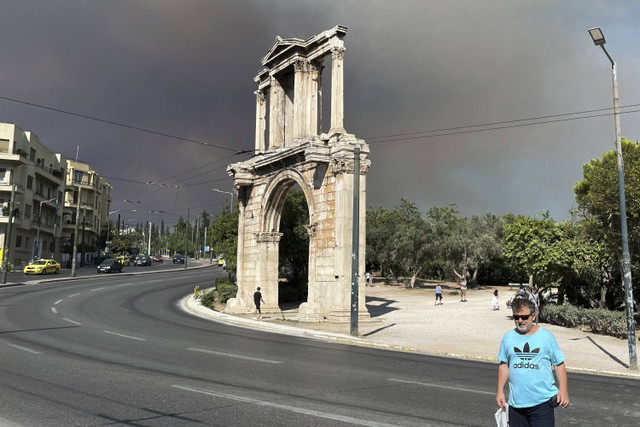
[1,0,639,226]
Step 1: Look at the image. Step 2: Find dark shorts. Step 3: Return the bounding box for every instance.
[509,400,555,427]
[435,293,442,300]
[254,301,261,309]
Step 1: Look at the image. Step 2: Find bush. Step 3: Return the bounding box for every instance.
[214,276,238,303]
[540,304,630,339]
[199,289,216,309]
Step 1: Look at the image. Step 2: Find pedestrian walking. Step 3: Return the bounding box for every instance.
[491,289,500,310]
[496,298,569,426]
[368,272,374,287]
[435,284,443,305]
[459,278,467,302]
[253,287,265,319]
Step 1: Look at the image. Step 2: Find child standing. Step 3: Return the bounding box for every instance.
[435,284,443,305]
[491,289,500,310]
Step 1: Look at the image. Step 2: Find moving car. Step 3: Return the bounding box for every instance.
[97,258,122,273]
[133,254,152,266]
[115,255,130,266]
[24,259,61,275]
[152,255,163,263]
[172,253,185,264]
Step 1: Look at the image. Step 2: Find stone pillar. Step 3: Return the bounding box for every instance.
[255,231,282,314]
[269,77,285,149]
[293,60,308,140]
[307,61,320,137]
[330,47,346,135]
[254,90,266,153]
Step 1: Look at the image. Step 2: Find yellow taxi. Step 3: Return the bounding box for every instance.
[217,255,225,266]
[115,255,130,266]
[23,259,61,275]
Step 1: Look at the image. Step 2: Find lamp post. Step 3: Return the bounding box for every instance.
[106,210,120,254]
[212,187,234,211]
[589,27,637,370]
[33,198,57,260]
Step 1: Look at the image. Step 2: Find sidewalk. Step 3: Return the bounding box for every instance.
[184,283,640,379]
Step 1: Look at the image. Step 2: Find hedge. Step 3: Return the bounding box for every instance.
[540,304,632,339]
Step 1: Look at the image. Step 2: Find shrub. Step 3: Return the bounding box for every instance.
[199,290,216,309]
[540,304,630,339]
[214,276,238,303]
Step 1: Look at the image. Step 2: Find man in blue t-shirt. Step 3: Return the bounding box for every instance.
[496,298,569,426]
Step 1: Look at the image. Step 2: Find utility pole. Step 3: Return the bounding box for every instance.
[80,206,86,268]
[1,185,17,284]
[350,147,360,337]
[147,221,152,255]
[184,208,189,270]
[195,216,200,260]
[71,189,82,277]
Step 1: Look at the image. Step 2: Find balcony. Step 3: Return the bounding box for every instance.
[34,162,64,184]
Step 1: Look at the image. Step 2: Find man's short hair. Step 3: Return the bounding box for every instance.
[511,297,535,313]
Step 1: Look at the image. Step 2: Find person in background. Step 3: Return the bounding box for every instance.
[491,289,500,311]
[435,284,443,305]
[253,287,265,320]
[460,278,467,302]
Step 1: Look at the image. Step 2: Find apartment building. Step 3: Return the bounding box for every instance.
[62,159,112,266]
[0,123,66,267]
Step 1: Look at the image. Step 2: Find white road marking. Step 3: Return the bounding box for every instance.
[62,318,81,325]
[187,347,282,364]
[68,293,80,298]
[51,307,58,314]
[91,287,105,292]
[147,279,162,283]
[172,385,399,427]
[117,283,134,287]
[388,378,495,396]
[104,331,146,341]
[54,299,63,305]
[6,343,41,354]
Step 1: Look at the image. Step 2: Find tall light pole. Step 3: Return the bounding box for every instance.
[33,198,57,260]
[212,187,234,211]
[589,27,637,370]
[106,210,120,254]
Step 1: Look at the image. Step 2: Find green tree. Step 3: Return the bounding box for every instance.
[279,190,310,300]
[209,205,239,278]
[366,206,396,276]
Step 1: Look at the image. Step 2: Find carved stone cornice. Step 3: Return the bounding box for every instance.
[255,232,283,243]
[329,156,370,175]
[254,90,265,103]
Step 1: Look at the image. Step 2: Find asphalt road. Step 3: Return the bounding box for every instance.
[1,267,639,426]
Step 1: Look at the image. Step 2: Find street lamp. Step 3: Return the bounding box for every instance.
[212,187,234,211]
[106,210,120,254]
[589,27,637,370]
[33,198,57,260]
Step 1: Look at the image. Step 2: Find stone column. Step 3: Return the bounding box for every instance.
[307,61,320,137]
[269,77,285,149]
[293,60,308,140]
[254,90,266,153]
[330,47,346,135]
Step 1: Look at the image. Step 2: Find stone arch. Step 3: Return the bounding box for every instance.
[225,26,370,322]
[260,168,316,235]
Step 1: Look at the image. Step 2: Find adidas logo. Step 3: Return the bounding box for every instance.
[514,342,540,361]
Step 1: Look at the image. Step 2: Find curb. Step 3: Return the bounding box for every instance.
[182,294,640,379]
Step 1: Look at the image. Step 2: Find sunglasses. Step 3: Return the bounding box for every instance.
[513,313,533,321]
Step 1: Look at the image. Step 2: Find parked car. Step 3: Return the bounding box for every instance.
[152,255,163,263]
[23,259,60,275]
[134,254,152,266]
[172,253,185,264]
[97,258,122,273]
[115,255,130,266]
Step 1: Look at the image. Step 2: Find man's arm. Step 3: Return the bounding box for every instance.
[555,362,569,407]
[496,361,509,408]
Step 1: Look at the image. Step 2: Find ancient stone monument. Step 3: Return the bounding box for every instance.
[226,25,370,322]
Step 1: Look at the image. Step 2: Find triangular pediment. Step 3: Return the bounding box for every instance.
[261,25,347,67]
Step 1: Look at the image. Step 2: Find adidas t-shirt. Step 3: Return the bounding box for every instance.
[498,327,565,408]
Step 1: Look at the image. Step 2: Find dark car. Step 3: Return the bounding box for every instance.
[134,254,152,267]
[97,258,122,273]
[172,253,185,264]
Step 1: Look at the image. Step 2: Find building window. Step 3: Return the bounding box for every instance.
[0,168,6,182]
[73,170,83,184]
[25,204,32,220]
[27,176,33,190]
[43,241,48,252]
[29,148,36,162]
[15,235,22,248]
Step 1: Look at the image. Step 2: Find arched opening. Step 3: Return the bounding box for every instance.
[277,185,310,308]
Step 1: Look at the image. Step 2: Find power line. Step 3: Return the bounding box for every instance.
[0,94,242,153]
[365,106,640,145]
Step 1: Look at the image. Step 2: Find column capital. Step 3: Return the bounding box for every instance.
[254,90,266,103]
[331,46,346,60]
